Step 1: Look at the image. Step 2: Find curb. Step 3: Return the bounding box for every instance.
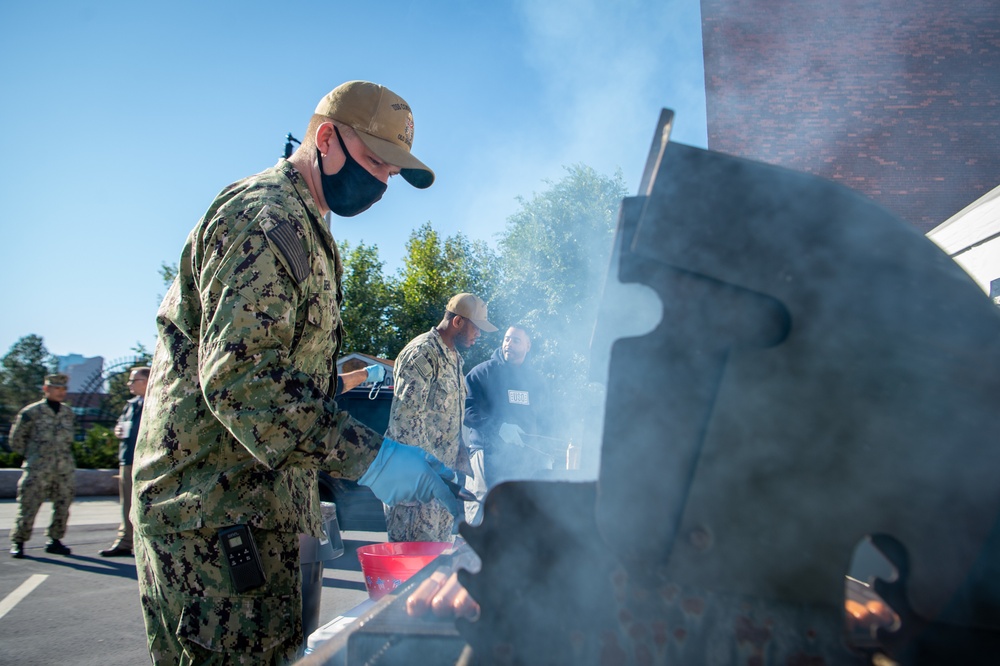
[0,468,119,498]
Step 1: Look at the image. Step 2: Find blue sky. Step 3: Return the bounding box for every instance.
[0,0,707,364]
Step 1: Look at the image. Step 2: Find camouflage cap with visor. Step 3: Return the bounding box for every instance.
[44,373,69,387]
[315,80,434,189]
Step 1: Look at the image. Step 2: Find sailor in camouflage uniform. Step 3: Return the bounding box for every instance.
[385,293,497,542]
[8,373,76,558]
[132,81,460,665]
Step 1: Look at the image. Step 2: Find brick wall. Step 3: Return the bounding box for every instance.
[701,0,1000,231]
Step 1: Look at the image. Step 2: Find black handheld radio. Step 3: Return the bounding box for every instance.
[218,525,266,593]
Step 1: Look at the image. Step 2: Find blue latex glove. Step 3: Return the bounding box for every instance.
[358,438,461,516]
[365,364,386,384]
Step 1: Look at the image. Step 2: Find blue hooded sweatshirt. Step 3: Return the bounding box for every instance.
[464,347,550,453]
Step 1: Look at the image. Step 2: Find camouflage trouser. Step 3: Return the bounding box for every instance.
[134,526,303,665]
[10,467,75,544]
[385,499,457,543]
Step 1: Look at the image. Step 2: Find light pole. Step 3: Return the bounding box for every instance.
[283,133,300,159]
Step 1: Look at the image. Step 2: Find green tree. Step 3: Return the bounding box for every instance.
[441,233,504,368]
[392,222,501,364]
[158,261,178,303]
[104,342,154,420]
[340,241,398,359]
[160,261,178,287]
[394,222,452,344]
[71,424,119,469]
[0,334,57,421]
[492,164,628,434]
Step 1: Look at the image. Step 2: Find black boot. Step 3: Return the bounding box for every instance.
[10,542,24,558]
[99,543,133,557]
[45,539,71,555]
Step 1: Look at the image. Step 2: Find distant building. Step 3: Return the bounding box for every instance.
[56,354,104,393]
[55,355,106,431]
[926,184,1000,297]
[700,0,1000,232]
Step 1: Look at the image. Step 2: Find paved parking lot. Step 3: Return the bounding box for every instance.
[0,497,380,665]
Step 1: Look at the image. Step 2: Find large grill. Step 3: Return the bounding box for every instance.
[299,110,1000,666]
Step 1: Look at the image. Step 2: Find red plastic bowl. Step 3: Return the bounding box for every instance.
[356,541,452,600]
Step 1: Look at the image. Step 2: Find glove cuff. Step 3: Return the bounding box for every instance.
[358,437,398,487]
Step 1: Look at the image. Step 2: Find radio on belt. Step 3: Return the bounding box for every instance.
[218,525,266,592]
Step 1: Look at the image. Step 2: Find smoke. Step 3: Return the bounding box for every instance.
[515,0,708,163]
[441,4,1000,659]
[472,0,707,483]
[457,0,705,230]
[443,137,998,662]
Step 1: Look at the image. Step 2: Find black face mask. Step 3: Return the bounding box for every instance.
[318,127,387,217]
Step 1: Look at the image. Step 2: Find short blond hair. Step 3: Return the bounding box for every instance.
[298,116,355,153]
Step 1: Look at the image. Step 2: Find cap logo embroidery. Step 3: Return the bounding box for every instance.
[400,113,414,148]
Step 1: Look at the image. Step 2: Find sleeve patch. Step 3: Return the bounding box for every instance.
[413,355,434,380]
[261,213,311,284]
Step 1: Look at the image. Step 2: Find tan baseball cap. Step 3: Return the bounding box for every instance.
[446,293,498,332]
[315,80,434,189]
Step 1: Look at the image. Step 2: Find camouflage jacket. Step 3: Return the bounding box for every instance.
[386,329,466,468]
[133,160,382,538]
[8,399,76,474]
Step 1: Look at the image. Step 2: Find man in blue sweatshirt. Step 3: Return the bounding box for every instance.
[463,325,552,524]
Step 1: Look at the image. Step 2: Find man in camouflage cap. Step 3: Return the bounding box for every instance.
[385,293,497,542]
[8,373,76,558]
[132,80,459,664]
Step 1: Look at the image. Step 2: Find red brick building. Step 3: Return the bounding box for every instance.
[700,0,1000,231]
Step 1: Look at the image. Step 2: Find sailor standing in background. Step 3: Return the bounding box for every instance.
[100,366,149,557]
[8,373,76,558]
[384,293,497,542]
[464,325,552,525]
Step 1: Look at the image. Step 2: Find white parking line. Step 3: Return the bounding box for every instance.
[0,574,48,620]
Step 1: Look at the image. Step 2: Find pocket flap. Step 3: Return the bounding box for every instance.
[177,594,295,653]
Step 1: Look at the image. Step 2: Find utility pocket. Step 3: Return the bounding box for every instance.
[176,594,295,654]
[306,290,334,330]
[295,289,337,379]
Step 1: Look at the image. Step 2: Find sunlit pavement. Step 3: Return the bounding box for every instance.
[0,496,379,665]
[0,496,123,531]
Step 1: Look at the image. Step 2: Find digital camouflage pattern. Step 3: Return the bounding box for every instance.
[384,329,466,542]
[133,160,382,540]
[135,526,301,664]
[8,399,76,543]
[132,160,384,661]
